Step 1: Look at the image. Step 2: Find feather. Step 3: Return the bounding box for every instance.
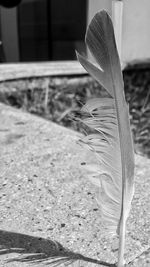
[76,11,134,267]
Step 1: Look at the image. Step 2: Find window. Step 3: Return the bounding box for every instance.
[18,0,87,61]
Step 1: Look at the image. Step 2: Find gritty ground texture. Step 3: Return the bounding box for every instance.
[0,103,150,267]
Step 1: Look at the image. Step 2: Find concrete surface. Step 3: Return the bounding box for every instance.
[0,103,150,267]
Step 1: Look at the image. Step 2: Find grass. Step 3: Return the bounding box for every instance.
[0,69,149,158]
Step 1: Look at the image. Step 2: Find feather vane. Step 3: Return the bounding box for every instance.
[76,10,135,267]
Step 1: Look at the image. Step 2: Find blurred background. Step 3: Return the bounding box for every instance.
[0,0,150,65]
[0,0,149,158]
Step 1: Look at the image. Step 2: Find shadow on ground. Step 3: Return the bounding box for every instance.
[0,230,115,266]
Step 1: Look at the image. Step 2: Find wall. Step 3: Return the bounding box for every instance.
[122,0,150,65]
[87,0,150,66]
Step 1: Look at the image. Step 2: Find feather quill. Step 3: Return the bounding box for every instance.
[76,11,134,267]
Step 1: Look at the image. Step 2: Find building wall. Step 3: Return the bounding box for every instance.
[87,0,150,66]
[122,0,150,64]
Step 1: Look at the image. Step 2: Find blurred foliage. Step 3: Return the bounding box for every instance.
[0,69,149,158]
[123,69,150,158]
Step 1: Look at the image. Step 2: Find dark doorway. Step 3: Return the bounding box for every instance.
[18,0,87,61]
[49,0,87,60]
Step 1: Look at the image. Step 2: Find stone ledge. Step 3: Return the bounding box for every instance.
[0,103,150,266]
[0,61,87,82]
[0,59,150,83]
